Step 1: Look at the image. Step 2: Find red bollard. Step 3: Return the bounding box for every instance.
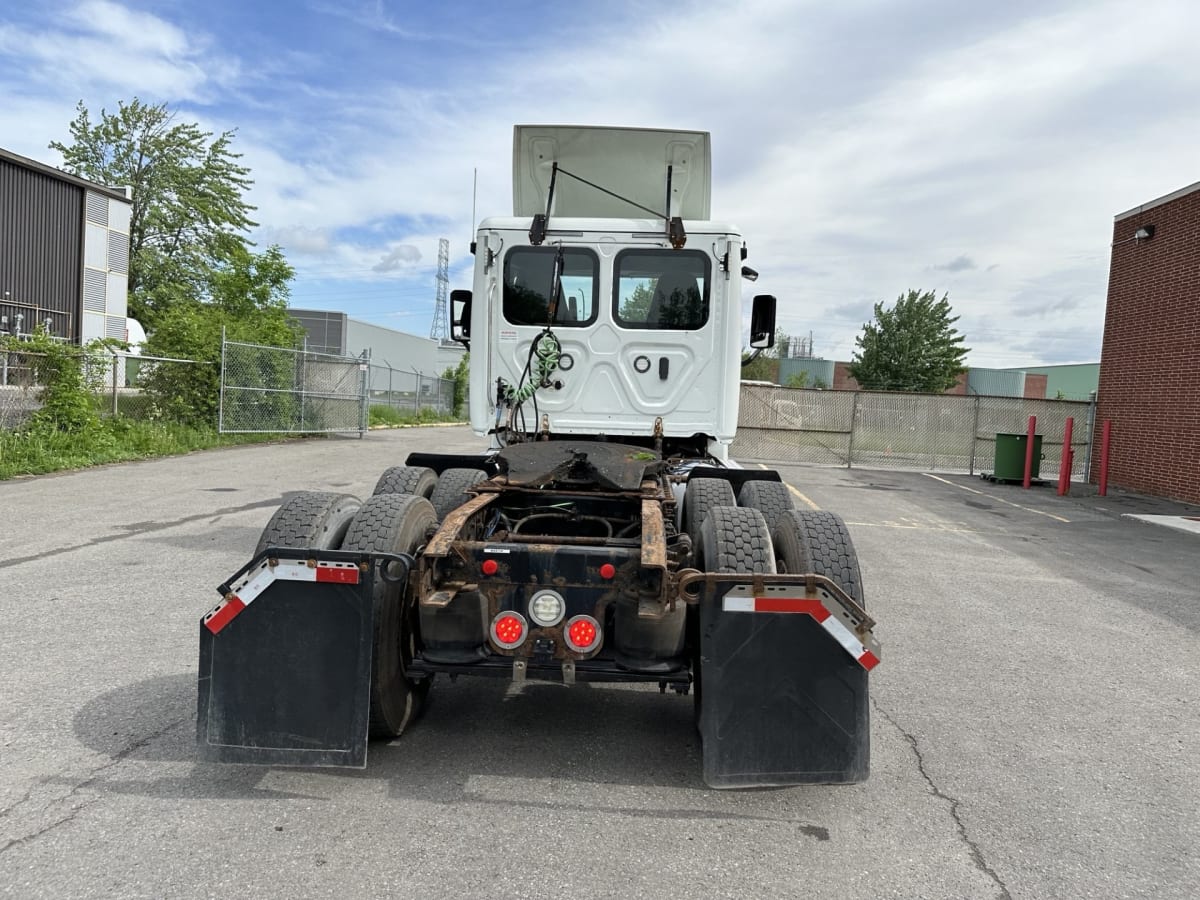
[1023,415,1037,489]
[1099,420,1112,497]
[1057,417,1074,496]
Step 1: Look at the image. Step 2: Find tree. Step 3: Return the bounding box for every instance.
[49,98,257,328]
[141,245,298,426]
[848,290,969,393]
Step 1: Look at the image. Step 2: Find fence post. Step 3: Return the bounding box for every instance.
[1082,390,1098,483]
[111,353,119,416]
[218,325,226,432]
[846,392,860,468]
[969,395,981,475]
[1023,415,1037,489]
[1098,420,1112,496]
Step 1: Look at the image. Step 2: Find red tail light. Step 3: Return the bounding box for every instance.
[564,615,601,653]
[491,612,527,649]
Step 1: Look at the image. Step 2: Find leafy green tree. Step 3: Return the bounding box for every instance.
[848,290,969,393]
[142,245,298,426]
[50,98,257,327]
[785,371,809,389]
[620,283,654,320]
[442,353,470,418]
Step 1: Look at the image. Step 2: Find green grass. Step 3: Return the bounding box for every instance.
[368,404,462,428]
[0,418,299,480]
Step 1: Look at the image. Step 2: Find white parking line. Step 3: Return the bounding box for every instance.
[922,473,1071,523]
[755,463,820,510]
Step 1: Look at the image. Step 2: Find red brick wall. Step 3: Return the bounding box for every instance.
[1024,373,1047,399]
[832,362,860,391]
[1094,187,1200,505]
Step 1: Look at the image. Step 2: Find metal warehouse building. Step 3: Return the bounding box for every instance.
[1096,181,1200,505]
[288,307,465,376]
[0,147,133,344]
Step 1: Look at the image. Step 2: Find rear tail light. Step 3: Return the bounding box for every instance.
[490,611,528,649]
[564,615,601,653]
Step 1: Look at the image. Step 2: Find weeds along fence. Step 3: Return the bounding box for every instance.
[734,383,1095,480]
[1,346,209,430]
[365,362,457,418]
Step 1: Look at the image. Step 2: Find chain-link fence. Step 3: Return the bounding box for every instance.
[734,383,1095,480]
[1,345,209,430]
[366,362,457,417]
[219,338,368,434]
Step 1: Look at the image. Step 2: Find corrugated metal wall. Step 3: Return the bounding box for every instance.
[287,309,346,355]
[0,158,83,340]
[778,358,835,387]
[967,367,1025,397]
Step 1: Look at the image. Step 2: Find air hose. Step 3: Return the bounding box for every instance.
[506,331,561,405]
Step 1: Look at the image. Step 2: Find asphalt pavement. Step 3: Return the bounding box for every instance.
[1,426,1196,899]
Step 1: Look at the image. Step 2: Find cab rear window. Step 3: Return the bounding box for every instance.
[503,247,599,327]
[613,249,710,330]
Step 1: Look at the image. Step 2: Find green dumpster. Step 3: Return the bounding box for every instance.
[994,433,1043,481]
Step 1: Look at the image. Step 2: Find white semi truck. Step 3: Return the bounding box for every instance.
[197,126,879,787]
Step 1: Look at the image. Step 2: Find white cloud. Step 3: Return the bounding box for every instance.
[372,244,422,272]
[5,0,1200,366]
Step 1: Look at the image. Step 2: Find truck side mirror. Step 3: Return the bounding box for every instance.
[749,294,776,349]
[450,289,472,349]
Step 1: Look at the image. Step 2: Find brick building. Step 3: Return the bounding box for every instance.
[1095,181,1200,505]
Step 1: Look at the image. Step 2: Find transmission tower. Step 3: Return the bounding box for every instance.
[430,238,450,340]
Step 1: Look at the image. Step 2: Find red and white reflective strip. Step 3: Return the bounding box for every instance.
[204,559,361,635]
[722,595,880,671]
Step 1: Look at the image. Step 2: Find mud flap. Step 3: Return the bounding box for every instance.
[196,550,376,767]
[696,578,877,788]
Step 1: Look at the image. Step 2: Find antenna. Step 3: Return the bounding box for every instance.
[430,238,450,340]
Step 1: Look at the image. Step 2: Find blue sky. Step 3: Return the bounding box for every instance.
[3,0,1199,366]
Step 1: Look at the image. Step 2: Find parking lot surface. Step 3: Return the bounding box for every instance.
[1,426,1196,899]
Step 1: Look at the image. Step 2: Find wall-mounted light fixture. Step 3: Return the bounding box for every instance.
[1134,224,1156,241]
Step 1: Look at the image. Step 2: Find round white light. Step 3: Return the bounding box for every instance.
[528,589,566,627]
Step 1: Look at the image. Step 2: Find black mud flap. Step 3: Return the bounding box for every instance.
[196,550,378,768]
[695,576,878,789]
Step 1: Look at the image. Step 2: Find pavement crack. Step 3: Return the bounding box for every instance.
[0,498,283,570]
[874,699,1012,900]
[0,716,188,856]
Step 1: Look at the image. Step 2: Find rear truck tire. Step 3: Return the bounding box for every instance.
[429,467,488,520]
[693,505,776,726]
[340,493,438,739]
[772,510,864,605]
[372,465,438,499]
[737,479,795,537]
[254,491,361,556]
[697,505,778,575]
[682,477,736,556]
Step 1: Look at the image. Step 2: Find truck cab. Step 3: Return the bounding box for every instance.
[453,126,773,461]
